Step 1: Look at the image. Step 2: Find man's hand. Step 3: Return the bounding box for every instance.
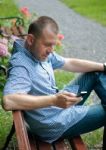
[54,92,82,108]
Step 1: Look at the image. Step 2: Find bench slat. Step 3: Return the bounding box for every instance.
[11,26,20,36]
[4,27,12,35]
[36,140,52,150]
[54,139,68,150]
[69,136,87,150]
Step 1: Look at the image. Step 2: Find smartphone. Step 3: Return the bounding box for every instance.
[77,91,87,97]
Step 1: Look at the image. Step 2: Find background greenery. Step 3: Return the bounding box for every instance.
[0,0,105,149]
[0,0,19,148]
[61,0,106,26]
[0,0,19,16]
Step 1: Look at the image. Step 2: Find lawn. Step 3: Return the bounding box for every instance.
[61,0,106,26]
[0,0,19,17]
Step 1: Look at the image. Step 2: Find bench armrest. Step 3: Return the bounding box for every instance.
[12,110,31,150]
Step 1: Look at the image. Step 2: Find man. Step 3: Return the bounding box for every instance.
[3,16,106,143]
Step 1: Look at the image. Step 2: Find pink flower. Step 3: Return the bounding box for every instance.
[20,7,31,18]
[0,38,10,57]
[0,43,8,57]
[57,33,64,40]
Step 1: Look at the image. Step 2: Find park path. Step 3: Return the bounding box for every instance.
[16,0,106,62]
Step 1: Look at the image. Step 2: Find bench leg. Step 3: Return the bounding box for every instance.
[103,126,106,150]
[2,123,15,150]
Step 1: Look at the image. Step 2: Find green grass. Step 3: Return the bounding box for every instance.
[0,0,20,28]
[0,106,12,149]
[61,0,106,26]
[55,70,74,89]
[82,128,103,148]
[0,0,19,17]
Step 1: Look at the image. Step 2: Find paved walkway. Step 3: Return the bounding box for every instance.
[16,0,106,62]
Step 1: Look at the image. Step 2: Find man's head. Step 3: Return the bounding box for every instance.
[26,16,59,61]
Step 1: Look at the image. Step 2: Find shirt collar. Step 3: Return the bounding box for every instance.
[13,39,42,63]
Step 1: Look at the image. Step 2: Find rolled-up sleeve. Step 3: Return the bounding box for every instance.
[3,66,32,95]
[50,52,65,70]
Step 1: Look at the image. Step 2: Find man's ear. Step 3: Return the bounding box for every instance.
[26,34,35,46]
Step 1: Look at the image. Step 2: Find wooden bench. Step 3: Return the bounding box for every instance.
[2,110,106,150]
[0,16,91,150]
[0,16,26,39]
[3,110,87,150]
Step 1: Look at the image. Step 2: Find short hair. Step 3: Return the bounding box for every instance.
[28,16,59,38]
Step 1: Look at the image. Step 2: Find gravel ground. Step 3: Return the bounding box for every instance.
[16,0,106,62]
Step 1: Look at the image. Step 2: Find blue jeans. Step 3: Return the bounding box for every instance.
[61,72,106,138]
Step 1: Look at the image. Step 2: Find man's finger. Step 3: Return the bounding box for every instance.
[62,91,76,97]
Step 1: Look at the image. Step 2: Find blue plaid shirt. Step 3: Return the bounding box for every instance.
[3,39,88,143]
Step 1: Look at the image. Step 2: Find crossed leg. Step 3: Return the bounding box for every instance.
[61,72,106,138]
